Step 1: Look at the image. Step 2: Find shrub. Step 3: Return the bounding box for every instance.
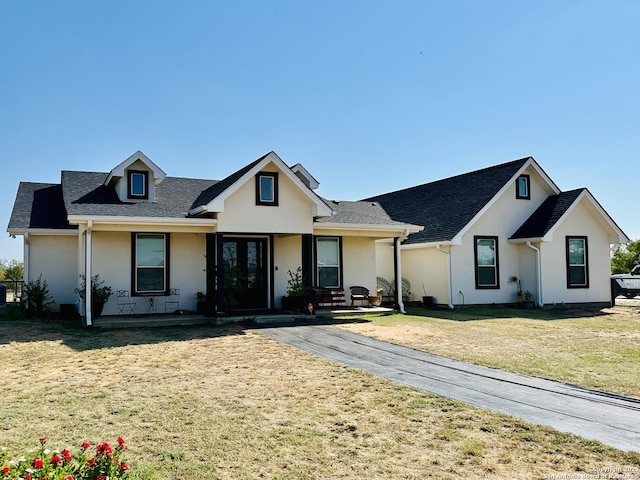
[22,275,55,319]
[74,274,113,306]
[0,437,130,479]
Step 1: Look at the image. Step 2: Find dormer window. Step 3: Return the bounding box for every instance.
[128,171,149,200]
[516,174,530,199]
[256,172,278,206]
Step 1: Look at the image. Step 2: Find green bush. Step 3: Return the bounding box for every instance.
[22,275,54,319]
[611,239,640,274]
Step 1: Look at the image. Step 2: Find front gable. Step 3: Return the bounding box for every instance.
[451,158,560,245]
[190,152,334,234]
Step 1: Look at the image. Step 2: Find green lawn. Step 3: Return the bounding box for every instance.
[1,310,639,479]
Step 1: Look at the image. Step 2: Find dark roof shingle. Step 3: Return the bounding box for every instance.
[364,158,530,244]
[510,189,584,239]
[8,182,73,230]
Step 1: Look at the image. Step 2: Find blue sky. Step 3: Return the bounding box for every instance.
[1,0,638,262]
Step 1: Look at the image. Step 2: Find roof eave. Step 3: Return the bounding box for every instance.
[68,215,218,227]
[314,222,423,235]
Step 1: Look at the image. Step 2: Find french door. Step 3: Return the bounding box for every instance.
[222,238,268,311]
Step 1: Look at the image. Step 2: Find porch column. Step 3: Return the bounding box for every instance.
[77,225,86,315]
[215,233,224,314]
[301,234,313,288]
[394,236,405,313]
[85,220,93,326]
[205,233,218,316]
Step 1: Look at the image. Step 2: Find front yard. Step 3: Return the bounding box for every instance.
[0,310,639,479]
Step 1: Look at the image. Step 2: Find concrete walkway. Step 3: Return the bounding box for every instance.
[259,324,640,453]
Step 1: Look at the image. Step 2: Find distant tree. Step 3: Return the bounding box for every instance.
[611,240,640,274]
[2,259,24,281]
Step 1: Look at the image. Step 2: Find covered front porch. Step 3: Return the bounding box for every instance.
[90,305,395,328]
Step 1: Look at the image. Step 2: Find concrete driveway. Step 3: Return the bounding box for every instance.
[259,324,640,453]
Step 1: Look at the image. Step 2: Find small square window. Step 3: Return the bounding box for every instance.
[256,172,278,206]
[516,175,530,199]
[128,171,148,199]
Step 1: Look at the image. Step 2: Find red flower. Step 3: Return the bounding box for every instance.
[96,442,113,457]
[51,454,62,464]
[32,458,44,468]
[2,466,9,473]
[81,441,90,449]
[39,437,47,444]
[86,457,96,467]
[120,462,130,470]
[117,436,125,449]
[24,475,32,480]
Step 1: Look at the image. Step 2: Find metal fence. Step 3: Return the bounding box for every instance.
[0,280,24,305]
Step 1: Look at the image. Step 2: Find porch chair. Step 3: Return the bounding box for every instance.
[349,286,370,306]
[164,288,180,313]
[116,290,136,315]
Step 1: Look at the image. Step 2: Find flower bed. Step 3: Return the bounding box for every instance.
[1,437,129,479]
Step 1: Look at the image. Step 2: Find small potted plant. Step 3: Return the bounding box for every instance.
[75,273,113,318]
[523,290,534,309]
[281,267,309,312]
[369,288,383,307]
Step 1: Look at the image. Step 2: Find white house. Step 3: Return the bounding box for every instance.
[8,151,421,324]
[367,157,629,308]
[8,152,628,325]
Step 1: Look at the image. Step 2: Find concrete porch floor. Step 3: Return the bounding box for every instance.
[91,305,395,328]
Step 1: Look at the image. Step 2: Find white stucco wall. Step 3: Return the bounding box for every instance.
[273,234,302,309]
[27,234,78,308]
[402,247,448,304]
[89,231,207,315]
[217,164,316,234]
[342,237,377,294]
[539,199,613,305]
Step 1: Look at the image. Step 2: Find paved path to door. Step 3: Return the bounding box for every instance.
[259,324,640,453]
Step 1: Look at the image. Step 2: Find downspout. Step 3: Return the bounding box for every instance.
[436,244,454,309]
[395,229,411,314]
[526,241,543,307]
[85,221,93,326]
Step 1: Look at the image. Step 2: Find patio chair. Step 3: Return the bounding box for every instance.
[349,286,370,306]
[116,290,136,315]
[164,288,180,313]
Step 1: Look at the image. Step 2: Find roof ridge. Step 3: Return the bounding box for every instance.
[364,157,531,199]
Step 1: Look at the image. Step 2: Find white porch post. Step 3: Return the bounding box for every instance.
[85,221,93,326]
[394,236,405,313]
[23,232,30,284]
[77,225,86,317]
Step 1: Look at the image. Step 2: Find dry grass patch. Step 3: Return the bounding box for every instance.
[0,316,638,479]
[339,306,640,398]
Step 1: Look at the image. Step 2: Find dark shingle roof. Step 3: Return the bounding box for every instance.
[61,171,217,218]
[316,200,408,225]
[364,158,530,244]
[8,182,73,230]
[510,189,584,239]
[190,154,267,209]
